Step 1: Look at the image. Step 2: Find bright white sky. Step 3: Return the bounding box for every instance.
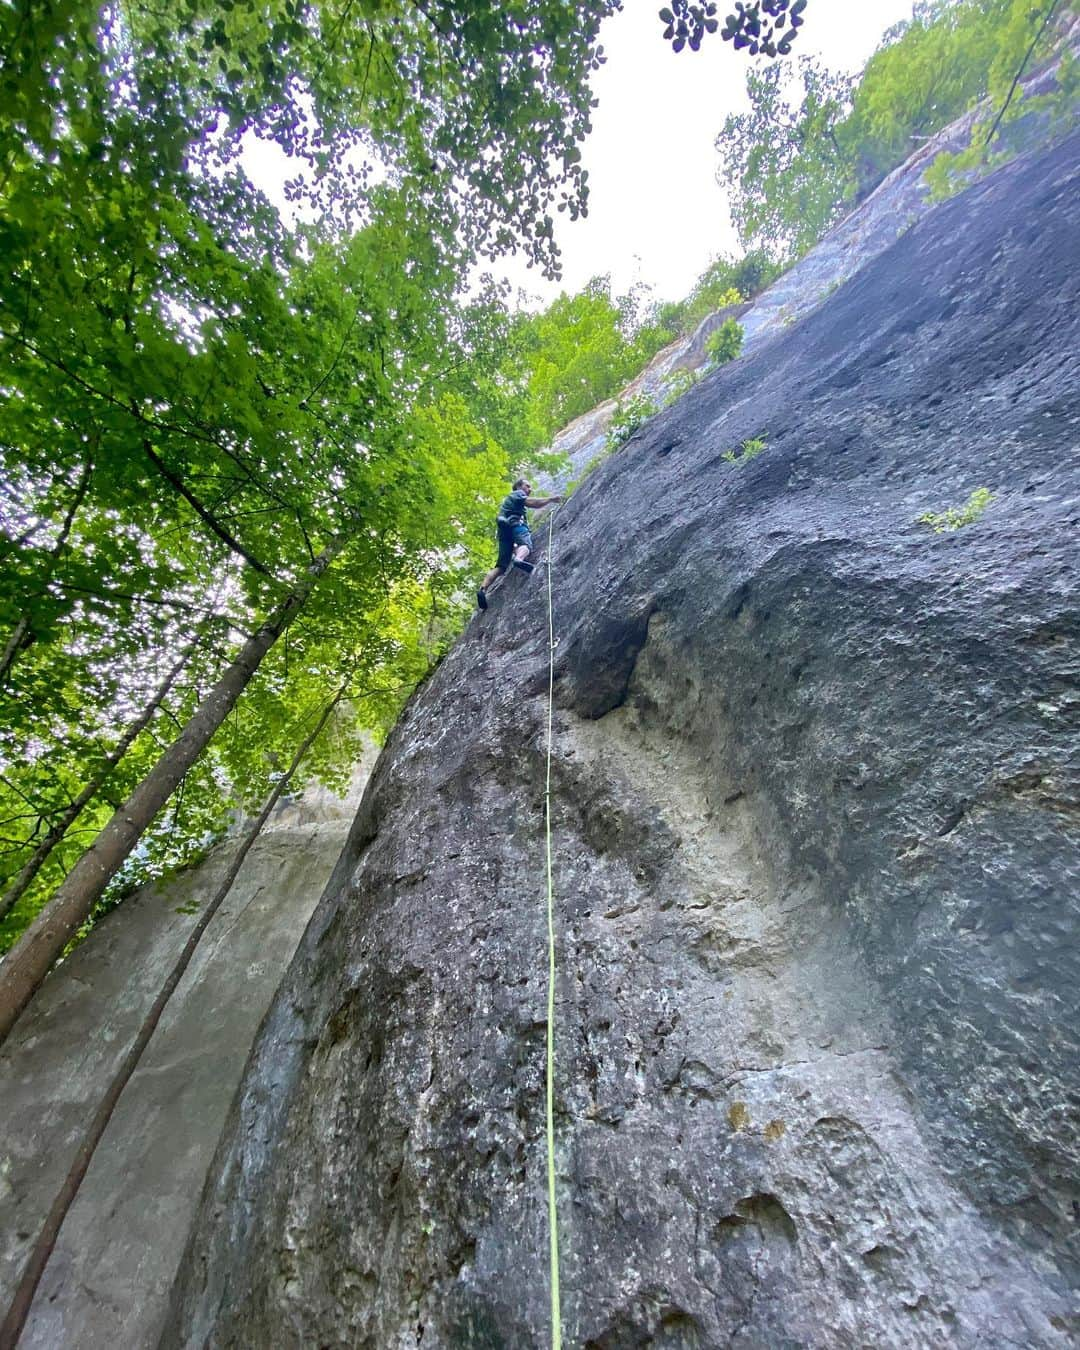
[243,0,914,310]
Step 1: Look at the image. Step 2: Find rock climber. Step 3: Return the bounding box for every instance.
[476,477,563,610]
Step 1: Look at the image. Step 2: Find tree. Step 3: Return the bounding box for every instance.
[716,56,855,259]
[0,634,203,925]
[441,276,681,468]
[0,675,355,1348]
[521,279,667,434]
[659,1,808,57]
[0,0,623,1031]
[715,0,1077,261]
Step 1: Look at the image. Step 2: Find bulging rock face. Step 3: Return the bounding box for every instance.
[167,136,1080,1348]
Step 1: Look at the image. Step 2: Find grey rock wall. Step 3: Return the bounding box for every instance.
[166,134,1080,1346]
[0,766,368,1349]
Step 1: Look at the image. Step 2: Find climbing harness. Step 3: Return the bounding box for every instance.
[543,509,562,1350]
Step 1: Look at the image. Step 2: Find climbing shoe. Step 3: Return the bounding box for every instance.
[476,588,488,610]
[512,559,535,574]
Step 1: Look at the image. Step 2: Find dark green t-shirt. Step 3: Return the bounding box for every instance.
[498,489,529,525]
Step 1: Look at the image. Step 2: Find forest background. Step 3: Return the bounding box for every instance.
[0,0,1075,1001]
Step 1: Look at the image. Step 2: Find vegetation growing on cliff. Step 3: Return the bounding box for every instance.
[919,486,995,531]
[705,314,746,366]
[722,435,768,465]
[717,0,1079,259]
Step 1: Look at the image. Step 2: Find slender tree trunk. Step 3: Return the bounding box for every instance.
[0,533,347,1045]
[0,457,93,685]
[0,634,203,924]
[0,678,350,1349]
[985,0,1062,147]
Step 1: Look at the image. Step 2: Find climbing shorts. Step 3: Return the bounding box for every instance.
[495,519,532,571]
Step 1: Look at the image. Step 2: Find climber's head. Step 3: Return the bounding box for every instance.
[514,477,531,494]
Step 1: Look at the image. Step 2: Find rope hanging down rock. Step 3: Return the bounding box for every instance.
[543,508,563,1350]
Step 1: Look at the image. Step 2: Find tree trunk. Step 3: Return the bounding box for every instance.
[984,0,1062,148]
[0,677,349,1349]
[0,534,347,1045]
[0,634,203,924]
[141,438,274,577]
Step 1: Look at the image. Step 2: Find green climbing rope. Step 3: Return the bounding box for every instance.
[544,509,562,1350]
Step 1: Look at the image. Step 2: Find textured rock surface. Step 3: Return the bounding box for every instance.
[167,134,1080,1347]
[0,767,368,1349]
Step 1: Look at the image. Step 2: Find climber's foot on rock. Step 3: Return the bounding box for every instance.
[476,588,488,610]
[512,559,534,574]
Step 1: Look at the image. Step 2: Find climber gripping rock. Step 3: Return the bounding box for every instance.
[476,478,562,610]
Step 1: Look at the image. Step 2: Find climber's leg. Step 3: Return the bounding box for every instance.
[478,523,516,607]
[510,524,534,574]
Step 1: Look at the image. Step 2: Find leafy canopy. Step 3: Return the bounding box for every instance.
[0,0,623,952]
[659,1,807,57]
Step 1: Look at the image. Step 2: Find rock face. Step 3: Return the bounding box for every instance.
[0,767,368,1349]
[167,135,1080,1347]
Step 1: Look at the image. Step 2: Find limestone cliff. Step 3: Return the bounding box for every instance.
[166,133,1080,1347]
[0,770,368,1348]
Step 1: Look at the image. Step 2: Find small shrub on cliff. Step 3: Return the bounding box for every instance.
[706,318,745,367]
[924,141,1009,202]
[722,436,767,465]
[919,487,994,532]
[661,367,700,407]
[710,285,745,314]
[606,392,659,450]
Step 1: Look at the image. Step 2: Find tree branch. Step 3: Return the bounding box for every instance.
[0,636,205,923]
[0,457,94,685]
[985,0,1062,147]
[141,439,276,577]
